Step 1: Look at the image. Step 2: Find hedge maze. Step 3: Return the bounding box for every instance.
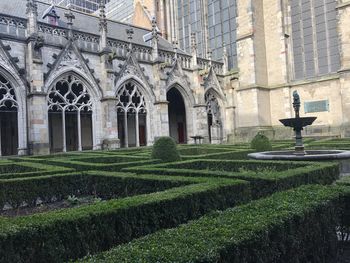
[0,142,349,262]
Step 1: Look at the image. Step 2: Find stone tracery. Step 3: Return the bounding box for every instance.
[0,73,18,110]
[47,74,93,152]
[116,81,147,148]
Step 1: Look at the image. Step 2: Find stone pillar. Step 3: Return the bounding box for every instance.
[101,98,120,149]
[338,1,350,136]
[98,2,119,149]
[27,94,50,155]
[235,0,272,139]
[26,0,49,155]
[193,104,209,143]
[153,100,169,138]
[338,1,350,71]
[263,0,289,86]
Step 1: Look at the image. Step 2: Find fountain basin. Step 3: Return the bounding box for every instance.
[279,117,317,130]
[248,150,350,161]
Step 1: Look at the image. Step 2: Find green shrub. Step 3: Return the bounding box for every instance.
[151,137,181,162]
[0,172,183,209]
[77,185,350,263]
[123,159,339,198]
[250,132,272,151]
[0,172,249,262]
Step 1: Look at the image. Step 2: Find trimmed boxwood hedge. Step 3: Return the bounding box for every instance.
[123,159,339,198]
[0,172,188,209]
[28,157,159,172]
[77,185,350,263]
[0,162,73,180]
[181,150,254,160]
[0,172,250,262]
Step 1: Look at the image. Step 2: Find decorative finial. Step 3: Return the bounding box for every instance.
[65,8,75,27]
[223,42,227,56]
[207,48,212,61]
[99,0,107,32]
[126,26,134,52]
[172,39,178,60]
[65,8,75,39]
[26,0,38,15]
[191,33,197,51]
[151,16,158,41]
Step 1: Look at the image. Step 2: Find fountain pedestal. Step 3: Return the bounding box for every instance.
[279,116,317,155]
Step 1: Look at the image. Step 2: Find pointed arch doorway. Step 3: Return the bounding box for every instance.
[167,87,187,144]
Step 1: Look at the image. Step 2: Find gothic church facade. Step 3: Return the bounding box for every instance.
[0,0,350,156]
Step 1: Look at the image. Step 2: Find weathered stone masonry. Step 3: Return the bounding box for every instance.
[0,0,229,156]
[0,0,350,156]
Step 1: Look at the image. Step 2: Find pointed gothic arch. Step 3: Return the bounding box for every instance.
[115,79,151,148]
[0,66,27,156]
[47,72,101,152]
[166,83,196,144]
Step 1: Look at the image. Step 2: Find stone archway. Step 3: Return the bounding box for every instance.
[167,87,187,144]
[0,72,18,156]
[116,80,148,148]
[47,73,93,152]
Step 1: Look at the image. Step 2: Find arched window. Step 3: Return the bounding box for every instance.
[0,73,18,155]
[116,81,147,147]
[205,91,222,143]
[48,74,93,152]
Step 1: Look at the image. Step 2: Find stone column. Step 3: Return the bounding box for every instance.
[337,1,350,136]
[99,2,119,149]
[101,98,120,149]
[27,94,50,155]
[235,0,272,140]
[153,100,169,138]
[26,0,49,155]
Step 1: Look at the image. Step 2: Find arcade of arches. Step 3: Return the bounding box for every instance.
[0,70,224,156]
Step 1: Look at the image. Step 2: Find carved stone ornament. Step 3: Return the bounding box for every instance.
[203,67,225,99]
[114,53,151,90]
[166,59,190,88]
[48,74,92,112]
[0,73,18,110]
[116,81,146,114]
[58,48,81,70]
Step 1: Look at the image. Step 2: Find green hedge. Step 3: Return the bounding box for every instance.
[0,172,187,209]
[181,150,253,160]
[77,185,350,263]
[0,162,73,180]
[123,159,339,198]
[29,157,159,172]
[0,172,250,262]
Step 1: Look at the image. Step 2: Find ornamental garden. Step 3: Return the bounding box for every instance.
[0,137,349,262]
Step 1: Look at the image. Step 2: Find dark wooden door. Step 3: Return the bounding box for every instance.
[139,125,146,146]
[178,122,185,143]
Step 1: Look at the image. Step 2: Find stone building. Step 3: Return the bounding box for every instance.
[0,0,350,157]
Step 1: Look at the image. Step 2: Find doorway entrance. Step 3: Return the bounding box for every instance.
[167,87,187,144]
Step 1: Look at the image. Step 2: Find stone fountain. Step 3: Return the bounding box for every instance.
[248,91,350,161]
[279,91,316,155]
